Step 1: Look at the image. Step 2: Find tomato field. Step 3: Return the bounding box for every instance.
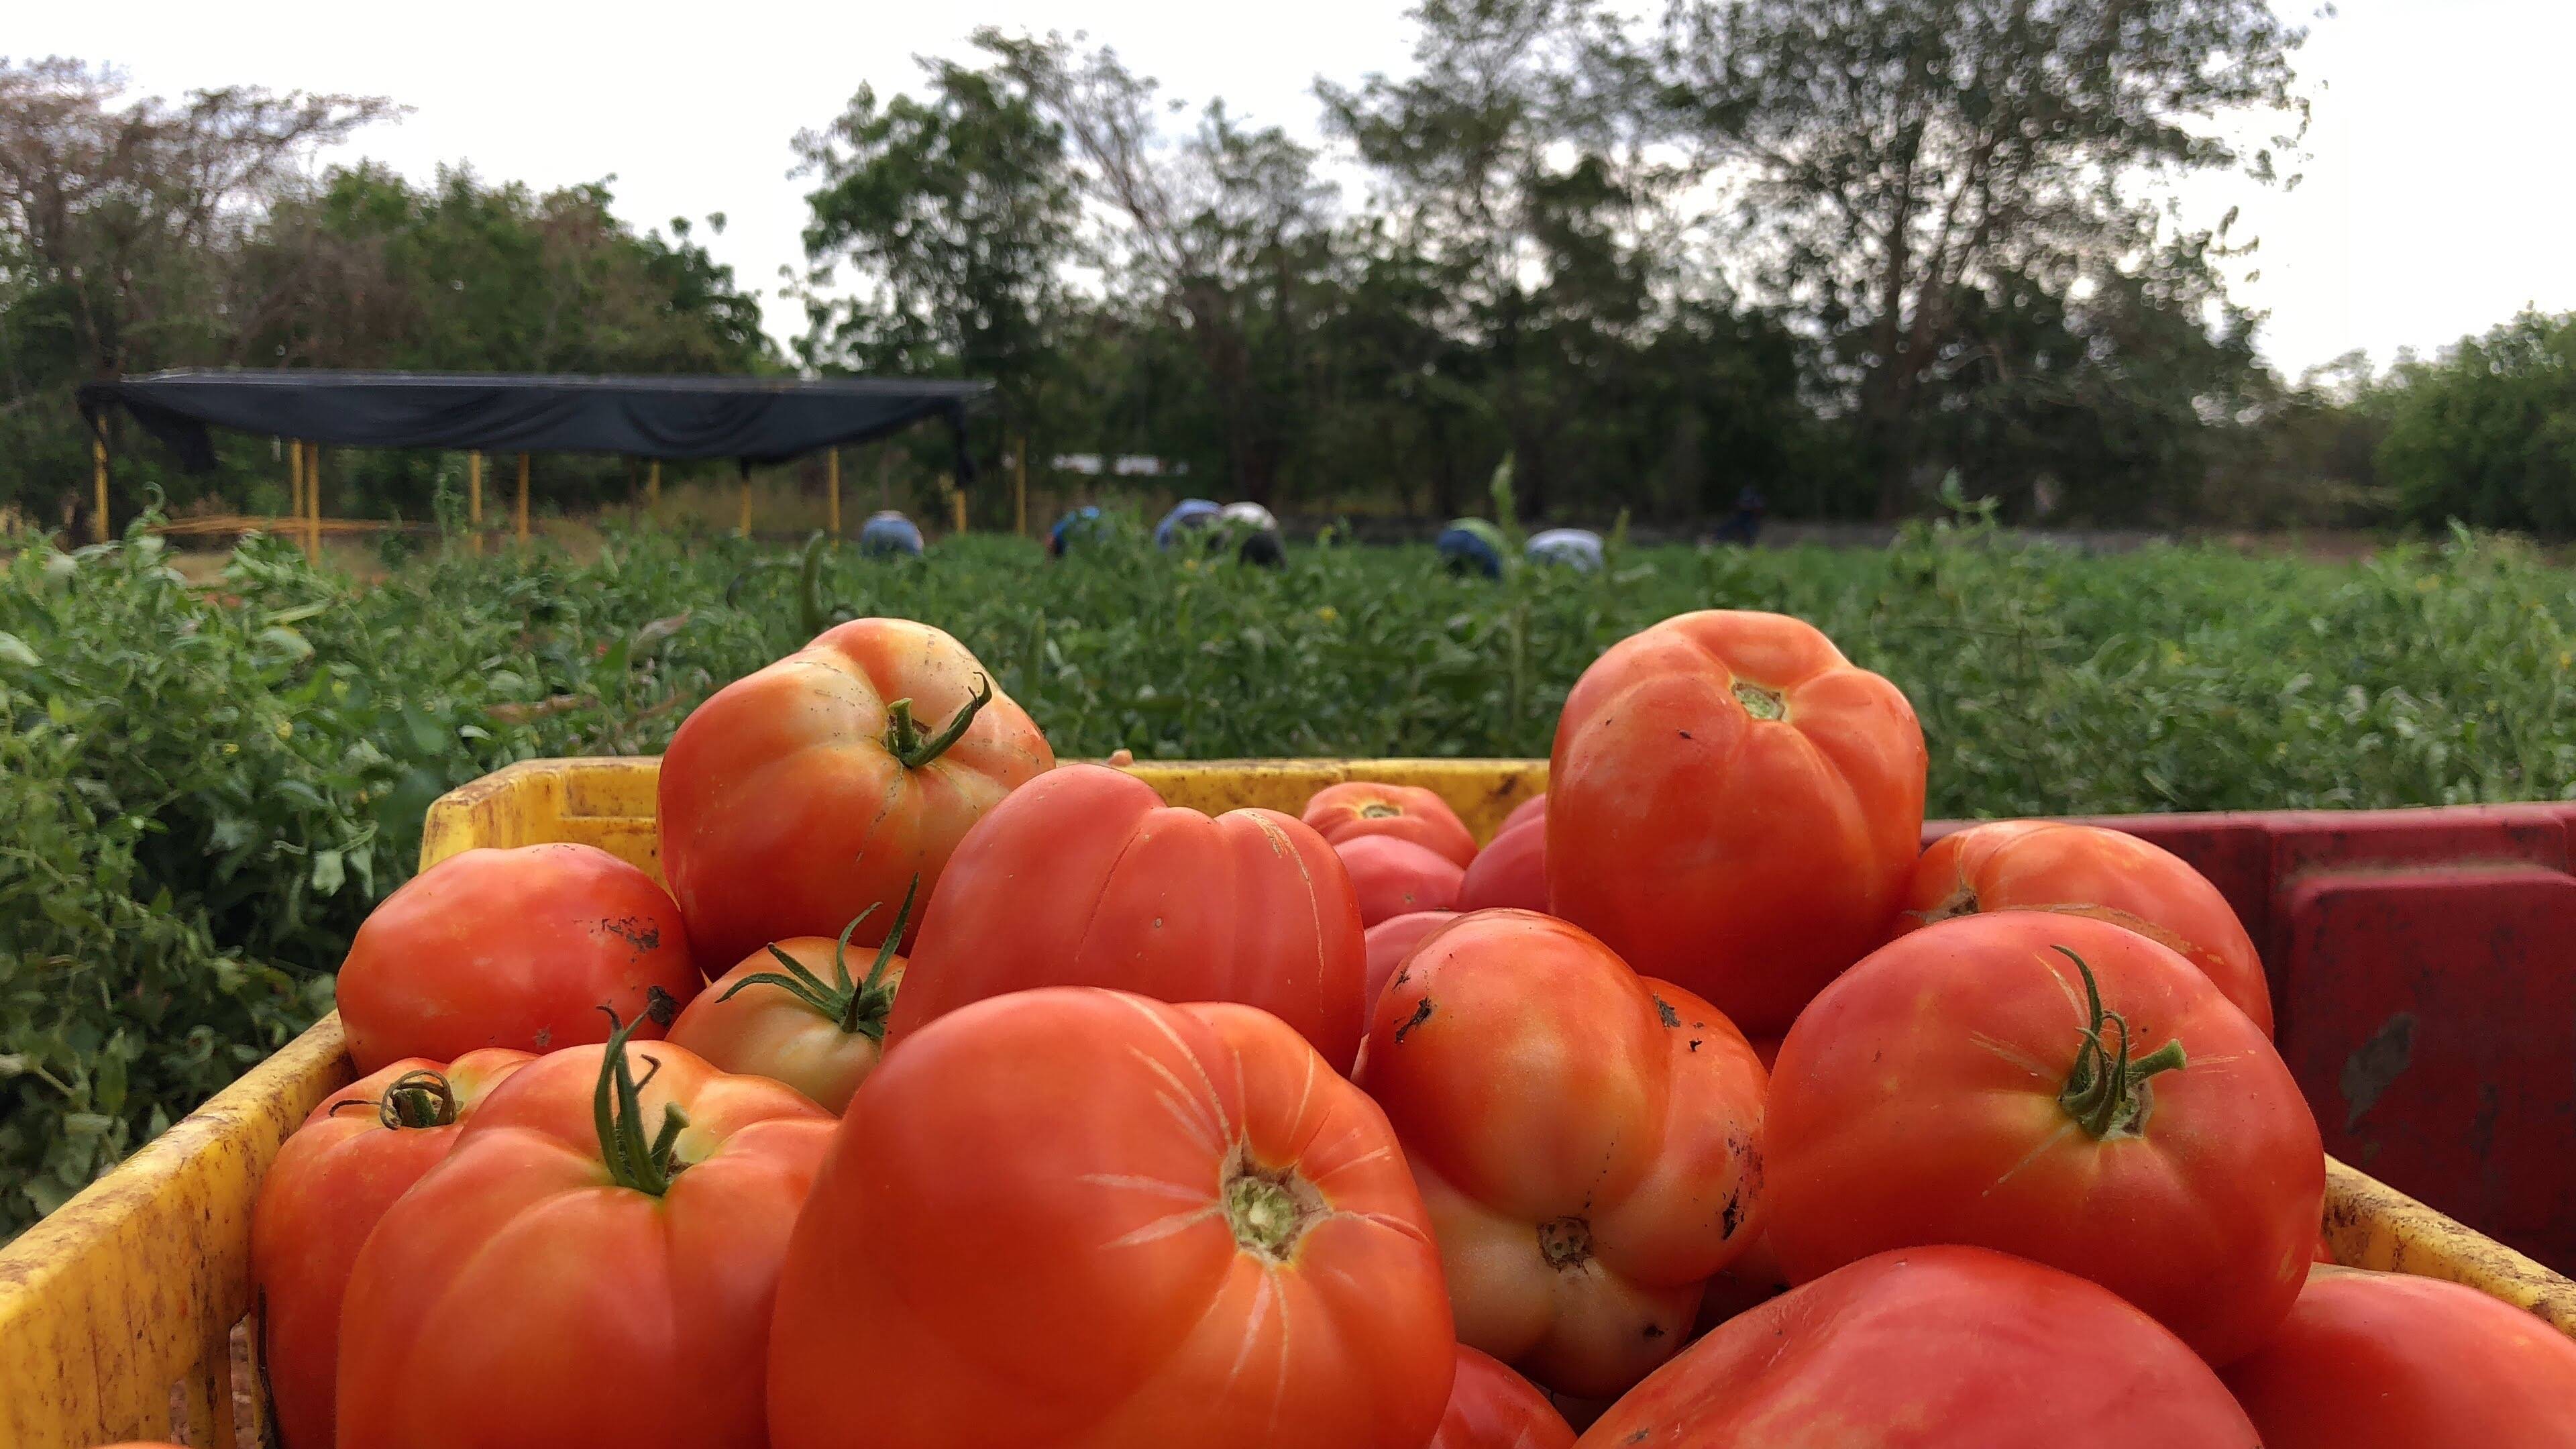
[3,515,2574,1240]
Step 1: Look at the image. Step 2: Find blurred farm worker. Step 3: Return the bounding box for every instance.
[1525,528,1603,570]
[859,510,924,557]
[1436,519,1507,578]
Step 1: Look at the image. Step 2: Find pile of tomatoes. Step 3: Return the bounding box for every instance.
[174,610,2576,1449]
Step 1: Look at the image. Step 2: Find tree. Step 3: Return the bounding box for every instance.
[793,57,1078,437]
[981,31,1338,505]
[1654,0,2311,516]
[2377,310,2576,535]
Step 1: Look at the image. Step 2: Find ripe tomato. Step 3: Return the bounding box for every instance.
[1548,610,1926,1035]
[250,1049,529,1449]
[1764,913,2322,1364]
[657,617,1052,967]
[1302,780,1478,866]
[335,1018,832,1449]
[1364,910,1460,1010]
[889,764,1369,1071]
[337,843,699,1073]
[1458,817,1546,913]
[1497,792,1546,838]
[1579,1247,2260,1446]
[1896,820,2273,1035]
[1432,1345,1574,1449]
[2220,1265,2576,1448]
[1358,912,1767,1398]
[1338,835,1466,925]
[769,987,1456,1448]
[666,883,915,1112]
[1690,1230,1790,1334]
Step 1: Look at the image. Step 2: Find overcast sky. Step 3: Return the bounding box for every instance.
[15,0,2573,378]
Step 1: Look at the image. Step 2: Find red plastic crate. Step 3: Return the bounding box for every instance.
[1931,803,2576,1272]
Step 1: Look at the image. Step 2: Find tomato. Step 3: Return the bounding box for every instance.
[1764,913,2322,1364]
[2313,1231,2337,1264]
[1691,1230,1790,1334]
[335,1016,833,1449]
[1548,610,1926,1035]
[1364,910,1460,1010]
[666,883,915,1112]
[1302,780,1478,866]
[250,1049,530,1449]
[1432,1345,1574,1449]
[657,617,1052,967]
[1357,911,1767,1398]
[337,843,700,1073]
[2219,1265,2576,1448]
[1578,1246,2260,1447]
[1895,820,2273,1035]
[769,987,1456,1448]
[1338,835,1466,925]
[889,764,1369,1071]
[1458,817,1546,913]
[1497,792,1546,839]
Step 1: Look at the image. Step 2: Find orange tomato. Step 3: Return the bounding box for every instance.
[2220,1265,2576,1448]
[1458,816,1547,913]
[1432,1345,1574,1449]
[337,843,698,1073]
[1338,835,1466,925]
[770,987,1456,1447]
[1549,610,1926,1035]
[1896,819,2273,1035]
[890,764,1369,1072]
[1302,780,1478,865]
[657,618,1052,967]
[1764,913,2322,1364]
[1358,912,1768,1398]
[665,883,916,1112]
[250,1050,530,1449]
[335,1020,831,1448]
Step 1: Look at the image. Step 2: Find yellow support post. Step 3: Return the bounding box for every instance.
[827,449,842,537]
[739,476,753,539]
[468,451,484,555]
[515,453,531,545]
[945,473,965,536]
[306,443,323,561]
[1013,437,1028,537]
[91,433,109,544]
[288,439,305,531]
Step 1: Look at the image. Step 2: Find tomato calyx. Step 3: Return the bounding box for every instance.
[719,878,919,1040]
[592,1006,692,1197]
[1221,1145,1325,1263]
[882,674,994,770]
[1731,678,1787,721]
[1358,801,1402,819]
[2053,946,2190,1140]
[328,1069,458,1131]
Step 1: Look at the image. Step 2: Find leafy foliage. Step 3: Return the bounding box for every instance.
[2378,310,2576,535]
[6,517,2573,1232]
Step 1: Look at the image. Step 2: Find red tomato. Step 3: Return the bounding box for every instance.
[1458,817,1547,913]
[335,1018,832,1449]
[1690,1230,1790,1334]
[1578,1247,2260,1446]
[1432,1345,1574,1449]
[2313,1231,2337,1264]
[1338,835,1467,925]
[666,883,915,1112]
[657,617,1052,967]
[1358,912,1768,1398]
[1896,820,2273,1035]
[250,1049,530,1449]
[1548,610,1926,1035]
[1303,780,1479,866]
[769,987,1456,1448]
[337,843,700,1073]
[1365,910,1460,1010]
[1497,792,1547,839]
[1764,913,2322,1364]
[2220,1265,2576,1448]
[888,764,1369,1071]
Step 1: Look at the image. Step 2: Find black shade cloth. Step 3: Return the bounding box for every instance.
[77,370,992,479]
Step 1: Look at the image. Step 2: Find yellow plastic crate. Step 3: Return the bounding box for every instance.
[2,756,2569,1449]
